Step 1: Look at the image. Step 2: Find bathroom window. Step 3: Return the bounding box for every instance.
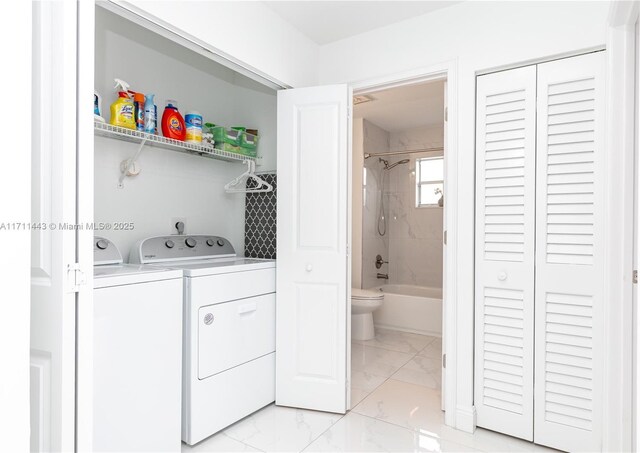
[416,156,444,207]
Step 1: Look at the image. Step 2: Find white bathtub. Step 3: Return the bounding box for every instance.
[371,284,442,337]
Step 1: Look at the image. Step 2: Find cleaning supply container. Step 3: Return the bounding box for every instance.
[202,123,216,146]
[211,126,243,153]
[231,126,259,158]
[94,91,104,122]
[185,111,203,144]
[144,94,156,134]
[133,92,145,132]
[109,79,135,129]
[212,126,241,146]
[238,130,259,158]
[161,100,186,141]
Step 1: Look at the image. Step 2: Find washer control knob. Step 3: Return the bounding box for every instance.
[206,239,215,246]
[96,239,108,250]
[217,239,224,247]
[185,237,197,248]
[165,240,175,249]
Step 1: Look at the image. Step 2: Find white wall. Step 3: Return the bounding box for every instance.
[361,120,390,289]
[120,0,320,88]
[388,126,444,289]
[95,8,276,258]
[389,124,444,155]
[1,0,31,449]
[320,0,610,430]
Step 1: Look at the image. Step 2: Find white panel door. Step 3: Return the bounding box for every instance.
[30,1,80,451]
[474,66,537,441]
[534,52,605,452]
[276,85,350,413]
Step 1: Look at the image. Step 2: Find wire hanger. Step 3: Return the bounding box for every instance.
[224,160,273,194]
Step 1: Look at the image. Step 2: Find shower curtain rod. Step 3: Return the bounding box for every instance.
[364,147,444,159]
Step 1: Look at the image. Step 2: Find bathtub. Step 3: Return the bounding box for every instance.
[371,284,442,337]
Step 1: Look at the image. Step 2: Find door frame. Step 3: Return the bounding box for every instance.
[350,59,460,429]
[75,0,95,450]
[607,2,639,452]
[635,12,640,453]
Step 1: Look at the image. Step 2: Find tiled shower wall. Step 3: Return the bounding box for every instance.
[361,120,390,289]
[387,125,444,288]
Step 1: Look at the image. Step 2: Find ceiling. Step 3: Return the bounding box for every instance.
[262,1,460,45]
[354,80,445,132]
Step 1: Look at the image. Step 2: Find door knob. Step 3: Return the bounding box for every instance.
[306,264,313,272]
[498,271,507,281]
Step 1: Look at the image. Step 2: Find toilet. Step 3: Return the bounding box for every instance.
[351,288,385,341]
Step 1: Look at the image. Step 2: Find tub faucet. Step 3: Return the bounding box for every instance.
[377,273,389,280]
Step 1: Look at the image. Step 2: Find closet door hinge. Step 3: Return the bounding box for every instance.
[442,353,446,369]
[67,263,86,293]
[443,230,447,245]
[634,270,638,284]
[444,107,448,122]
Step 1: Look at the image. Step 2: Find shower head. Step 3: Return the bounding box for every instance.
[385,158,410,170]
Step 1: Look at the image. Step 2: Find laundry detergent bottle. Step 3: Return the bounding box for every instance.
[161,100,186,141]
[109,79,135,129]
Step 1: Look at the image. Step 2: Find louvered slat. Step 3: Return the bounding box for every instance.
[544,77,595,267]
[482,90,527,262]
[482,286,526,406]
[542,293,594,424]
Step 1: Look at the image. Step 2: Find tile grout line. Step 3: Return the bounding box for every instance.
[298,411,348,453]
[300,338,418,453]
[352,332,438,355]
[350,332,440,409]
[350,336,432,413]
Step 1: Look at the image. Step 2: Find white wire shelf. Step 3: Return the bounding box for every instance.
[94,120,255,163]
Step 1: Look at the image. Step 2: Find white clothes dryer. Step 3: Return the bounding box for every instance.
[130,235,276,445]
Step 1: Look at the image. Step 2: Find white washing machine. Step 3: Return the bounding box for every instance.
[93,237,183,452]
[130,235,276,445]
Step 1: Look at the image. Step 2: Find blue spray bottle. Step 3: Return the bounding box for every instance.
[144,93,156,134]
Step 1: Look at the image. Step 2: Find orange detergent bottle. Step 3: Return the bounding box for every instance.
[161,100,186,141]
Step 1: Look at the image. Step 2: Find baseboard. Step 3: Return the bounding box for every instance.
[455,405,476,433]
[374,322,442,338]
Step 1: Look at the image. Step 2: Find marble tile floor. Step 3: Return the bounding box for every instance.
[183,328,556,453]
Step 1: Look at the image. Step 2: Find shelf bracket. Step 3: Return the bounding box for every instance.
[118,137,147,188]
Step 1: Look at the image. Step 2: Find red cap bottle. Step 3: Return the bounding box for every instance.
[161,100,186,141]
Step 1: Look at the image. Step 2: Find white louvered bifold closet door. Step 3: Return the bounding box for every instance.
[474,66,537,441]
[534,52,605,452]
